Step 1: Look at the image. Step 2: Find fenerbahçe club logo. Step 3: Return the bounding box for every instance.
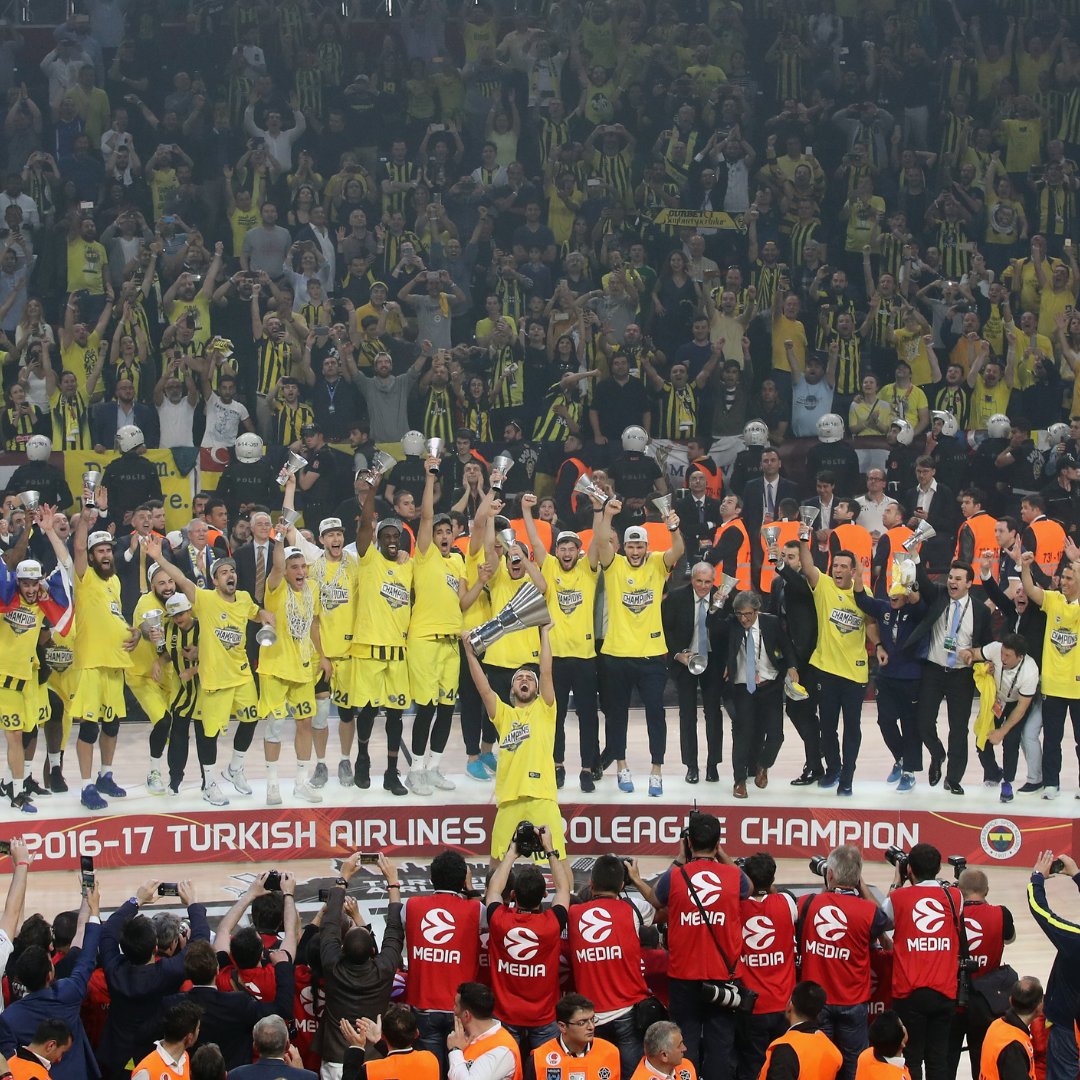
[829,606,862,634]
[980,817,1022,860]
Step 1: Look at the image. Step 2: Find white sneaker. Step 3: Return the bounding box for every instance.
[266,781,282,806]
[1042,786,1060,800]
[407,767,433,795]
[224,765,253,795]
[294,780,323,803]
[202,781,229,806]
[425,767,456,791]
[146,768,166,795]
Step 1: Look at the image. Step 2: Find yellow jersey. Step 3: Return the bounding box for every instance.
[1039,590,1080,698]
[66,239,106,294]
[261,578,317,684]
[463,548,492,631]
[61,332,103,397]
[493,695,557,806]
[192,587,259,691]
[485,565,540,669]
[409,544,464,639]
[73,569,131,671]
[772,314,806,373]
[809,574,869,684]
[167,294,211,349]
[541,556,598,659]
[969,376,1011,431]
[130,592,170,679]
[352,545,412,648]
[601,552,668,659]
[0,595,44,681]
[890,329,934,386]
[229,206,260,257]
[312,553,359,658]
[879,383,929,427]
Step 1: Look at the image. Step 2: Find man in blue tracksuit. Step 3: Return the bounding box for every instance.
[1028,849,1080,1080]
[853,571,926,793]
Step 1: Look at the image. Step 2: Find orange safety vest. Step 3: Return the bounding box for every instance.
[881,526,916,593]
[131,1046,190,1080]
[955,511,999,574]
[556,456,592,513]
[577,528,594,551]
[978,1017,1035,1080]
[854,1048,912,1080]
[713,516,751,590]
[512,517,553,555]
[632,1057,699,1080]
[364,1049,441,1080]
[686,456,723,499]
[644,520,674,553]
[8,1058,50,1080]
[832,522,873,590]
[759,1029,843,1080]
[463,1024,523,1080]
[1028,517,1066,578]
[759,519,802,592]
[531,1037,621,1080]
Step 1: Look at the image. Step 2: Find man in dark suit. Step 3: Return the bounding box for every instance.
[228,1016,318,1080]
[904,559,993,794]
[661,562,725,784]
[743,448,799,539]
[90,379,160,451]
[113,504,175,619]
[674,470,722,560]
[771,539,822,785]
[233,509,277,678]
[724,590,798,798]
[903,456,958,572]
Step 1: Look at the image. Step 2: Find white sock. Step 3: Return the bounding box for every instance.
[150,752,163,763]
[48,753,61,768]
[296,761,309,786]
[3,770,13,786]
[11,768,24,784]
[426,750,443,769]
[267,762,279,783]
[229,751,246,772]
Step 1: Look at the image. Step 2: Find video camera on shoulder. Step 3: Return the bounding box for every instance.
[513,821,545,858]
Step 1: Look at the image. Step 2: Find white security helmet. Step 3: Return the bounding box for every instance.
[234,433,264,463]
[816,413,844,444]
[987,414,1012,440]
[116,425,144,453]
[1048,421,1071,446]
[931,410,959,438]
[743,420,768,447]
[25,435,51,462]
[890,419,914,446]
[401,430,425,457]
[621,425,649,453]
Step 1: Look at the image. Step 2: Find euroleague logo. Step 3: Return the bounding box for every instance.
[912,896,946,934]
[743,915,776,950]
[578,907,613,944]
[504,926,541,961]
[689,870,724,906]
[813,905,849,942]
[980,817,1022,861]
[420,907,456,946]
[964,917,983,952]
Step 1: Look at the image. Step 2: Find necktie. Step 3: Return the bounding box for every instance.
[746,626,757,694]
[697,500,705,524]
[766,482,775,516]
[697,598,709,656]
[255,545,266,604]
[946,600,962,668]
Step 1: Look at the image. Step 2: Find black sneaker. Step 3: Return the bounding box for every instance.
[22,777,49,797]
[580,769,595,793]
[48,766,68,793]
[555,765,566,789]
[383,768,407,796]
[355,748,371,790]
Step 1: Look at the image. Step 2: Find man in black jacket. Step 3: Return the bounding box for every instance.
[903,457,958,573]
[97,879,210,1080]
[771,540,821,785]
[674,471,722,561]
[743,449,800,541]
[662,563,725,784]
[905,560,994,795]
[724,591,797,799]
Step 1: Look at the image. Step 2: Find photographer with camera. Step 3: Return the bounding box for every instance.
[568,855,657,1079]
[737,854,798,1080]
[799,845,892,1080]
[881,844,962,1080]
[759,981,843,1080]
[485,824,572,1065]
[1028,849,1080,1080]
[653,811,751,1080]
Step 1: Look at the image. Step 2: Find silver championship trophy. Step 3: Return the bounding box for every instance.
[467,582,550,654]
[83,470,101,509]
[652,494,673,518]
[256,624,278,647]
[272,508,299,542]
[359,449,397,486]
[490,454,514,494]
[426,438,443,475]
[141,608,165,653]
[276,451,308,487]
[18,490,40,512]
[798,505,819,541]
[574,473,610,507]
[686,653,707,675]
[710,573,740,612]
[892,551,916,587]
[904,520,937,551]
[764,524,781,563]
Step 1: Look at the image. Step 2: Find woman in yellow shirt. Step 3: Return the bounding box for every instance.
[848,374,893,438]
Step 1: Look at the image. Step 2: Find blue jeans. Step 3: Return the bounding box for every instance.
[602,654,668,764]
[814,668,866,785]
[507,1021,560,1080]
[819,1002,869,1080]
[668,977,737,1080]
[415,1010,454,1075]
[1047,1018,1079,1080]
[597,1013,641,1080]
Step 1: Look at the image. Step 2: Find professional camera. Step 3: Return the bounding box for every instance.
[809,855,828,877]
[679,800,701,841]
[701,980,758,1013]
[948,855,968,880]
[733,856,747,869]
[512,821,545,858]
[885,846,910,879]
